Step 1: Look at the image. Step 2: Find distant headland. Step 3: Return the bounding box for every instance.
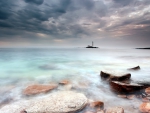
[86,41,98,48]
[136,47,150,49]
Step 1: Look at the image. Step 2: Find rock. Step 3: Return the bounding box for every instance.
[139,102,150,113]
[128,66,140,70]
[0,100,29,113]
[100,71,131,81]
[23,84,58,95]
[59,80,70,85]
[25,91,87,113]
[118,95,126,98]
[145,87,150,95]
[127,95,135,100]
[106,107,124,113]
[90,101,104,108]
[0,91,87,113]
[110,81,144,94]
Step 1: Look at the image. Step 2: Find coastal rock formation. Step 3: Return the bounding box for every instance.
[23,84,58,95]
[128,66,140,70]
[110,81,144,94]
[139,102,150,113]
[0,91,87,113]
[145,87,150,94]
[106,107,124,113]
[100,71,131,81]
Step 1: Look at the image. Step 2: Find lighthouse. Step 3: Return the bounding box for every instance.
[86,41,98,48]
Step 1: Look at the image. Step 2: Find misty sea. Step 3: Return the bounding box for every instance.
[0,48,150,112]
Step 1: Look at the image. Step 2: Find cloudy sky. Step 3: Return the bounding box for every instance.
[0,0,150,48]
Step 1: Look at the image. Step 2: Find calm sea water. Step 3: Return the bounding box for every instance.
[0,48,150,112]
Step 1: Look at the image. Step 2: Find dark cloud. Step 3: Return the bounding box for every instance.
[0,0,150,47]
[113,0,132,6]
[24,0,44,5]
[0,10,10,20]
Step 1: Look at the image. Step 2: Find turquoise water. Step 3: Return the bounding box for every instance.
[0,48,150,112]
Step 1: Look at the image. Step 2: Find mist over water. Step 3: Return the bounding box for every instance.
[0,48,150,112]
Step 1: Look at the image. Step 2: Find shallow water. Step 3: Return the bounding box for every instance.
[0,48,150,112]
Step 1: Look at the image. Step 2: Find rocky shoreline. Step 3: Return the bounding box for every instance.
[0,66,150,113]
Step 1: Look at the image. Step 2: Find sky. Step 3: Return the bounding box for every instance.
[0,0,150,48]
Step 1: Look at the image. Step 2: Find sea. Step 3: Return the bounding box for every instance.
[0,48,150,112]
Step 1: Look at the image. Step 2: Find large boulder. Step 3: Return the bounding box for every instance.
[23,84,58,95]
[100,71,131,81]
[25,91,87,113]
[110,81,144,94]
[106,107,124,113]
[0,91,88,113]
[139,102,150,113]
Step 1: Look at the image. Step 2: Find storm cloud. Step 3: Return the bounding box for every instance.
[0,0,150,47]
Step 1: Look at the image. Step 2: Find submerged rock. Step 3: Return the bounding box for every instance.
[0,91,87,113]
[100,71,131,81]
[110,81,144,94]
[128,66,140,70]
[106,107,124,113]
[23,84,58,95]
[139,102,150,113]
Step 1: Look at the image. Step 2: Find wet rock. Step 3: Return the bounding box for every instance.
[128,66,140,70]
[127,95,135,100]
[139,102,150,113]
[59,80,70,85]
[110,81,144,94]
[100,71,131,81]
[90,101,104,109]
[145,87,150,95]
[0,91,87,113]
[106,107,124,113]
[23,84,58,95]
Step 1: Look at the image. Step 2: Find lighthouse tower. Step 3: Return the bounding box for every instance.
[92,41,94,47]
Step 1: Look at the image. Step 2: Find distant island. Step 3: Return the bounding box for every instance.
[86,41,98,48]
[136,47,150,49]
